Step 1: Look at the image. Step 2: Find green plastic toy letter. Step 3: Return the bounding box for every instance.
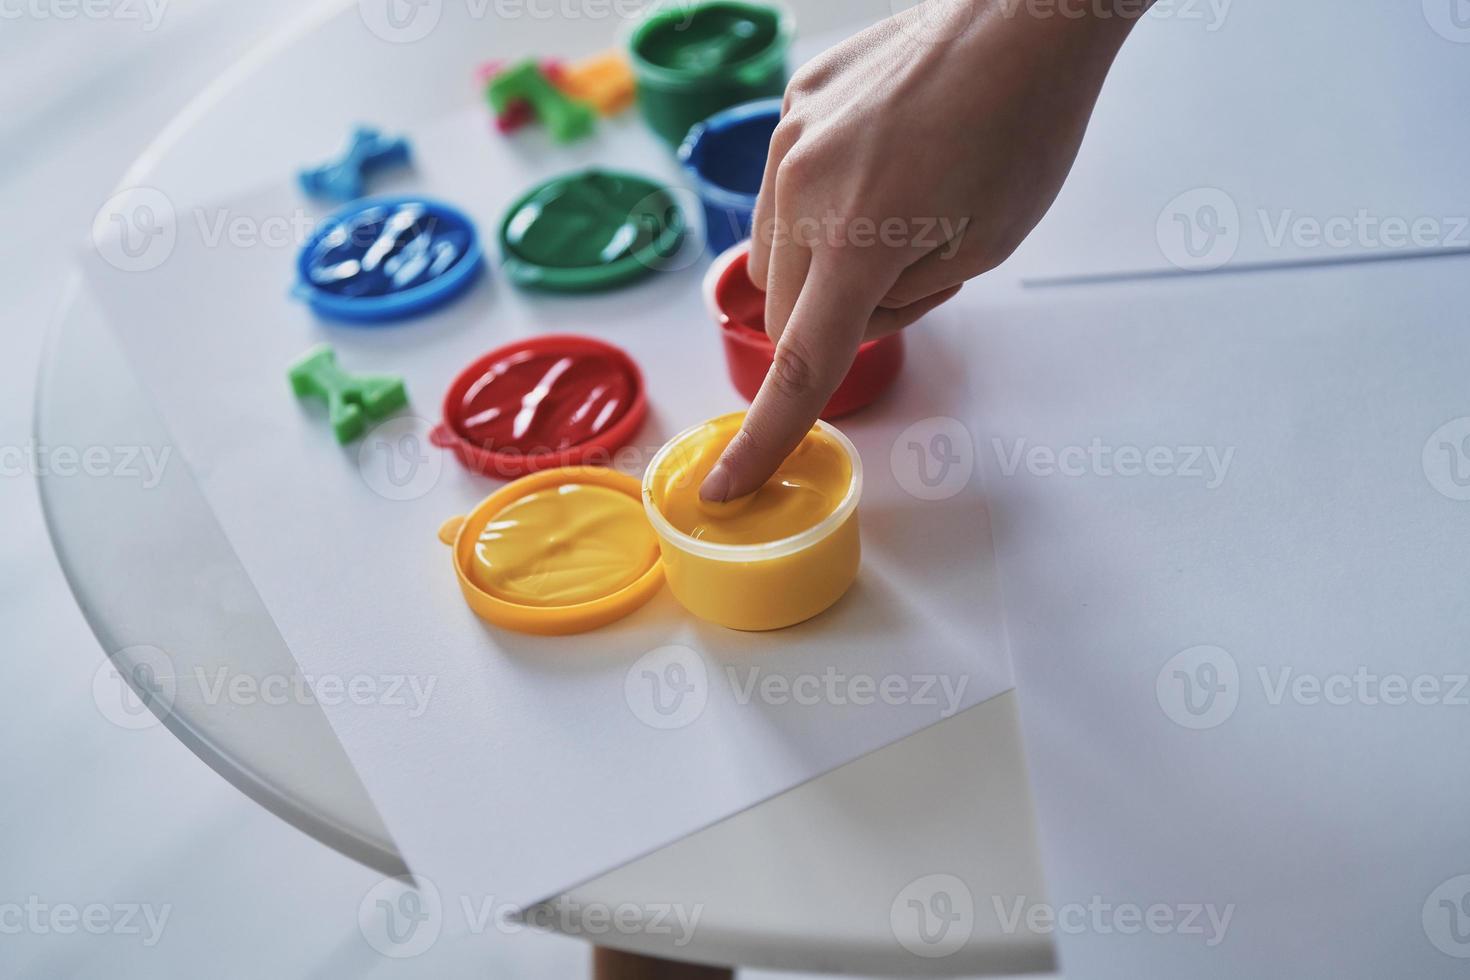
[488,60,597,144]
[288,344,408,444]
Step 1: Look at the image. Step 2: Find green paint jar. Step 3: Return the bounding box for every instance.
[626,0,794,148]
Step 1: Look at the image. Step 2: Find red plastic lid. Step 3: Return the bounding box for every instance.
[433,335,648,478]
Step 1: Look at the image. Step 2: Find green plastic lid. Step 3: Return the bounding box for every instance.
[498,169,688,292]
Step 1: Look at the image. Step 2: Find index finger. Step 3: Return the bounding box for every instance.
[699,250,893,502]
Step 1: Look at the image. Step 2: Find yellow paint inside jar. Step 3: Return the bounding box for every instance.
[469,484,660,607]
[649,415,853,545]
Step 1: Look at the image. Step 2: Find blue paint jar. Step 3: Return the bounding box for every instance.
[678,99,781,257]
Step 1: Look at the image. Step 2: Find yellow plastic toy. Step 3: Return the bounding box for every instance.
[555,51,637,116]
[643,413,863,632]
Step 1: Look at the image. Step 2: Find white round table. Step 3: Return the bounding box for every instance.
[36,0,1052,973]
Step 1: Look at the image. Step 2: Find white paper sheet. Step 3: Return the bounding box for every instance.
[958,255,1470,976]
[1007,2,1470,283]
[82,107,1014,908]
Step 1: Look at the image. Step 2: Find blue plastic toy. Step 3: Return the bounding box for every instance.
[299,126,412,202]
[678,99,781,256]
[295,195,484,323]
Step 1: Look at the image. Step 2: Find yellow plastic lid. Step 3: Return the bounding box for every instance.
[438,467,664,636]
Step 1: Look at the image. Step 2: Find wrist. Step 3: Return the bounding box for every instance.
[981,0,1152,35]
[960,0,1147,73]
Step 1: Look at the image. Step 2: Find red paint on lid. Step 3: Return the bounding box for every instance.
[434,335,648,479]
[454,348,636,454]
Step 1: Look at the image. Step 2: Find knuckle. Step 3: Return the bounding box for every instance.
[787,64,820,98]
[770,115,803,153]
[776,146,818,193]
[723,423,766,464]
[769,337,821,398]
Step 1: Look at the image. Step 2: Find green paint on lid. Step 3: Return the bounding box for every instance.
[633,1,782,75]
[499,169,687,293]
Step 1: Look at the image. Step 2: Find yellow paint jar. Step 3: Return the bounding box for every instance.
[642,412,863,631]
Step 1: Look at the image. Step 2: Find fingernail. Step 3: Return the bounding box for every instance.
[700,462,732,503]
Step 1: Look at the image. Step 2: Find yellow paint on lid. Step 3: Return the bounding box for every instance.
[441,467,664,636]
[647,413,852,546]
[469,484,659,607]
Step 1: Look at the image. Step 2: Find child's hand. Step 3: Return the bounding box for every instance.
[700,0,1141,502]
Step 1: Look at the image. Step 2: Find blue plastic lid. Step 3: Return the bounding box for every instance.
[296,195,485,323]
[678,98,782,211]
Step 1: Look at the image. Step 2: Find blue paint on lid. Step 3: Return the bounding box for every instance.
[295,196,484,323]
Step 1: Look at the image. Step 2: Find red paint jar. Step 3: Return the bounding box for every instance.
[432,335,648,478]
[702,241,904,419]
